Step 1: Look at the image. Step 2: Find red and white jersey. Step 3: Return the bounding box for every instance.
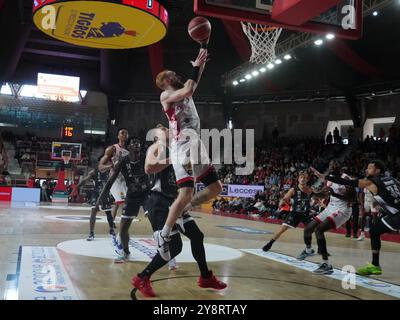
[164,95,200,140]
[111,143,129,165]
[111,143,129,183]
[364,188,374,203]
[326,173,350,209]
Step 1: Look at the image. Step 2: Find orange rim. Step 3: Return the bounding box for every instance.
[256,26,278,32]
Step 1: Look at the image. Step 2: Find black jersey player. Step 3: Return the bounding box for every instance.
[72,168,115,241]
[262,172,315,252]
[131,125,226,298]
[96,137,152,263]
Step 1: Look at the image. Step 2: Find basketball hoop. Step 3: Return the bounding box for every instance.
[61,155,71,165]
[241,22,282,65]
[61,151,72,165]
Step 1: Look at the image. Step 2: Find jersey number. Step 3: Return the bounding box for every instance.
[147,0,153,8]
[386,184,400,204]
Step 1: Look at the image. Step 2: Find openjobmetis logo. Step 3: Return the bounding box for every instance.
[70,12,138,39]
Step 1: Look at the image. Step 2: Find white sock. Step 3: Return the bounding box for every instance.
[161,225,172,238]
[306,247,313,254]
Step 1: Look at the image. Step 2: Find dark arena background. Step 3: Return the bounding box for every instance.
[0,0,399,311]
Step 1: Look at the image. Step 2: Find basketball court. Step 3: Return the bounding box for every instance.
[1,204,399,300]
[0,0,399,304]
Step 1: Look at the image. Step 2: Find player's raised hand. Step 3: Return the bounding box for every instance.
[190,49,209,67]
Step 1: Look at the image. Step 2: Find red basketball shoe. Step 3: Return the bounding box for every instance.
[198,271,227,290]
[131,275,156,298]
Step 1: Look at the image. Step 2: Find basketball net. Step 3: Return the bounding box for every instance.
[61,155,71,165]
[241,22,282,65]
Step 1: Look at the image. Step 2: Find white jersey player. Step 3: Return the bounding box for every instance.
[298,163,356,275]
[153,47,222,261]
[110,142,129,204]
[314,173,352,228]
[99,128,129,221]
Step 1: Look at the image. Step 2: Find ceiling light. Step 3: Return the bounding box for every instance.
[372,11,378,16]
[284,54,292,60]
[259,67,267,73]
[245,74,252,80]
[326,33,335,40]
[239,79,246,83]
[267,63,274,69]
[275,59,282,64]
[233,81,239,86]
[252,70,259,76]
[314,39,323,46]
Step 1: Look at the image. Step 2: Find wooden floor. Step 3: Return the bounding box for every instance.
[0,202,399,300]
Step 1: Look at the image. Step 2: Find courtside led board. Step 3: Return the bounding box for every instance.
[33,0,169,49]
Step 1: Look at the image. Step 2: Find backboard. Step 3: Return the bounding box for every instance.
[51,142,82,161]
[194,0,362,39]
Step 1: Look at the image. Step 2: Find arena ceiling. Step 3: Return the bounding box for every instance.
[0,0,399,100]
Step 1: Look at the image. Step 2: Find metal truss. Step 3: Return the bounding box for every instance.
[222,0,395,87]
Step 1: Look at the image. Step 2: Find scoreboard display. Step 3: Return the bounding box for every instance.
[62,125,74,139]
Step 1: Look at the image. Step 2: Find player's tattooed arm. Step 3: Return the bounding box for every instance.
[95,157,124,208]
[98,146,115,172]
[189,190,212,207]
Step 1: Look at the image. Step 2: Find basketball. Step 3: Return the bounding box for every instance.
[188,16,211,44]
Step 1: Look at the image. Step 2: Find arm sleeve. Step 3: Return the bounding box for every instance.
[325,175,359,187]
[189,66,200,83]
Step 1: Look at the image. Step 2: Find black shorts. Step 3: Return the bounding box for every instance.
[144,191,176,232]
[144,191,193,233]
[90,192,114,211]
[283,211,312,229]
[124,191,149,217]
[381,213,400,232]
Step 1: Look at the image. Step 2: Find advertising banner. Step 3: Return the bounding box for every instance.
[0,186,12,202]
[18,247,79,300]
[11,188,41,203]
[196,183,264,198]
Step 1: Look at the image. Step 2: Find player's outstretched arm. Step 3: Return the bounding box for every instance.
[193,48,208,87]
[72,169,95,195]
[161,50,209,105]
[95,158,124,208]
[98,146,114,172]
